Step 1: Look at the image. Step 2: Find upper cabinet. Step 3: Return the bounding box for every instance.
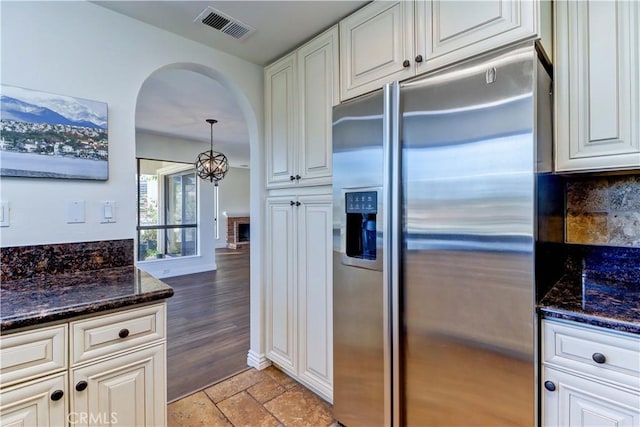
[265,26,339,189]
[554,0,640,173]
[340,0,550,101]
[339,1,415,100]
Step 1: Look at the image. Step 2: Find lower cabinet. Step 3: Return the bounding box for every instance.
[71,344,165,427]
[0,373,67,427]
[543,367,640,427]
[265,193,333,401]
[541,319,640,427]
[0,303,168,427]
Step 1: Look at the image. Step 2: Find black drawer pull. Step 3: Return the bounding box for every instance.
[118,328,130,339]
[76,381,88,392]
[402,59,410,68]
[51,389,64,401]
[544,381,556,392]
[592,352,606,364]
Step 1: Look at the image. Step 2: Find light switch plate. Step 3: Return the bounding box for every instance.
[101,201,116,223]
[0,201,9,227]
[66,200,85,223]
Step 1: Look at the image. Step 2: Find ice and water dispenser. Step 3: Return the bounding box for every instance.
[344,190,378,263]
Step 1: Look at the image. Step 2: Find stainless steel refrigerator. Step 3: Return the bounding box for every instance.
[332,42,564,426]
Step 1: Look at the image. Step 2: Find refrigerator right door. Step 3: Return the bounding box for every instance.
[400,44,538,425]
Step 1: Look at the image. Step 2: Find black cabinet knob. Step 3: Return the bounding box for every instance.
[76,381,88,392]
[415,54,423,63]
[592,353,606,364]
[51,389,64,401]
[544,381,556,392]
[295,174,301,180]
[295,202,301,207]
[290,200,295,206]
[403,59,410,68]
[289,175,296,181]
[118,328,130,339]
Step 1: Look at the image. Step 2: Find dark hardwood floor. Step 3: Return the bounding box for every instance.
[163,247,250,402]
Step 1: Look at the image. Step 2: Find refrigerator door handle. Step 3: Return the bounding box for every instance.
[382,81,402,427]
[382,82,393,427]
[389,80,402,427]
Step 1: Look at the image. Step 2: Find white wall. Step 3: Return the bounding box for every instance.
[1,0,269,372]
[0,1,263,248]
[217,167,250,248]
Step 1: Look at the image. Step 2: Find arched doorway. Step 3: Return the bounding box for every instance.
[134,63,260,401]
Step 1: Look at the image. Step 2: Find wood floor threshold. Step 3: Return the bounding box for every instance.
[167,366,252,404]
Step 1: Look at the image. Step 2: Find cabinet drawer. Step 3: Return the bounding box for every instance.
[71,303,165,365]
[543,319,640,390]
[0,324,67,387]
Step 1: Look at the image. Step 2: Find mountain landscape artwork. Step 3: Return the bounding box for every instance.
[0,85,108,180]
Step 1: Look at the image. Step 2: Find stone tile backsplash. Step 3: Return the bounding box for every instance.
[566,175,640,247]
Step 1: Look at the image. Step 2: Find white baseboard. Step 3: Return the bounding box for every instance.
[246,350,271,370]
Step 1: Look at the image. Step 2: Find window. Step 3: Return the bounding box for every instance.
[137,159,197,261]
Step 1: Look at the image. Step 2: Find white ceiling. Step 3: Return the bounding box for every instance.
[136,68,250,166]
[93,1,367,168]
[93,1,367,66]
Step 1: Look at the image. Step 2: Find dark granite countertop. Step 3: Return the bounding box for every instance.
[538,273,640,334]
[1,266,174,332]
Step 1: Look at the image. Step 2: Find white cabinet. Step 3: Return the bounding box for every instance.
[339,1,415,100]
[71,344,165,427]
[265,26,338,188]
[265,52,297,188]
[0,303,168,427]
[265,196,297,372]
[0,373,67,427]
[554,0,640,172]
[543,367,640,427]
[541,319,640,427]
[265,194,333,401]
[340,0,549,101]
[0,324,67,388]
[417,0,544,73]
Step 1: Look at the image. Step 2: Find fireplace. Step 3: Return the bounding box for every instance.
[227,216,250,249]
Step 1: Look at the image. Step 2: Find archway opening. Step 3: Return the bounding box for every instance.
[134,63,256,402]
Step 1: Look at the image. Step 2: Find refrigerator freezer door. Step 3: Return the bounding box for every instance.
[333,89,390,427]
[400,44,537,426]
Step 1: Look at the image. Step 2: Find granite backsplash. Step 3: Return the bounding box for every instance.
[0,239,134,282]
[563,244,640,284]
[566,174,640,246]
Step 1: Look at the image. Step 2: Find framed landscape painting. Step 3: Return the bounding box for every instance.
[0,85,108,180]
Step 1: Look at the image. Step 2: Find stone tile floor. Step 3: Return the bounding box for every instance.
[167,366,336,426]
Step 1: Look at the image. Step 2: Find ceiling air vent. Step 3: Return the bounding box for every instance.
[195,7,255,41]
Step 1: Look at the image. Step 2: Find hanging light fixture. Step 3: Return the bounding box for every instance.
[195,119,229,186]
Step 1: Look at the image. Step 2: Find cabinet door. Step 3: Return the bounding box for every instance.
[297,26,338,186]
[340,1,415,101]
[265,197,297,372]
[543,367,640,427]
[416,0,538,74]
[296,195,333,401]
[555,0,640,172]
[265,52,297,187]
[71,344,165,427]
[0,373,67,427]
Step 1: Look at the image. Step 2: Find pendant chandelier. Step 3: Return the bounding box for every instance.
[195,119,229,186]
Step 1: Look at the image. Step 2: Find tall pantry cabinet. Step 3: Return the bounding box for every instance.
[263,25,337,401]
